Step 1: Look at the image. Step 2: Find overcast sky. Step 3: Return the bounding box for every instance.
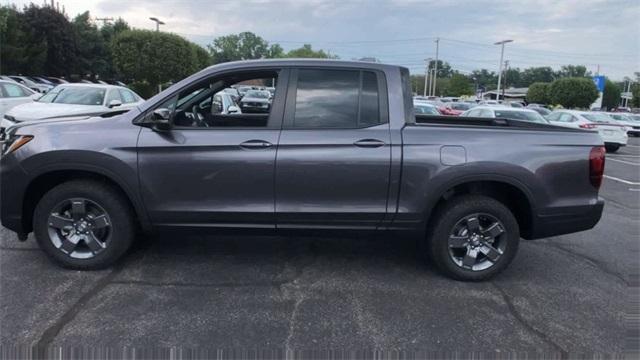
[10,0,640,80]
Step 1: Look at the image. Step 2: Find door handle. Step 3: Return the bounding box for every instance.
[353,139,386,148]
[239,140,273,149]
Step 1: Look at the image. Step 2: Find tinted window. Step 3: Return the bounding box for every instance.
[493,110,548,123]
[293,69,380,128]
[2,83,30,97]
[38,86,106,105]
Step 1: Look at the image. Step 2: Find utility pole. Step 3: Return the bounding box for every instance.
[494,39,513,101]
[502,60,509,100]
[431,38,439,96]
[423,58,432,97]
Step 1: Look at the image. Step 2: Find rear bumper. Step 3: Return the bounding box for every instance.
[527,199,604,239]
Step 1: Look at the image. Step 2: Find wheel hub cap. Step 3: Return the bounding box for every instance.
[447,213,507,271]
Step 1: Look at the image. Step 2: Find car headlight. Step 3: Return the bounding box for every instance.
[2,135,33,155]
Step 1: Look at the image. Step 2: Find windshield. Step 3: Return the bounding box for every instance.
[414,105,440,115]
[582,113,615,123]
[530,107,551,116]
[37,86,106,105]
[494,110,548,123]
[608,114,630,121]
[245,90,270,98]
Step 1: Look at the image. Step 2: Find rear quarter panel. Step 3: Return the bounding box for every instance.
[397,124,603,225]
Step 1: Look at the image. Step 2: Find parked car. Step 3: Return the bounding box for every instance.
[445,102,474,115]
[526,103,548,109]
[529,107,551,117]
[0,80,39,135]
[45,77,69,85]
[0,75,19,83]
[1,84,143,131]
[461,106,548,124]
[506,101,524,108]
[8,76,53,93]
[239,89,271,113]
[606,112,640,137]
[414,101,440,115]
[1,59,605,281]
[546,110,628,152]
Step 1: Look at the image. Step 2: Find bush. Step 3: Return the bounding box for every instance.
[602,79,620,110]
[526,82,550,104]
[549,77,599,109]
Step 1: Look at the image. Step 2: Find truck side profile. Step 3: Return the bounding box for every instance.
[1,59,605,280]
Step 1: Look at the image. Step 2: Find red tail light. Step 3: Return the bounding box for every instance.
[589,146,606,189]
[580,123,596,129]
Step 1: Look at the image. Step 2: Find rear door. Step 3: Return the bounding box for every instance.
[275,68,391,230]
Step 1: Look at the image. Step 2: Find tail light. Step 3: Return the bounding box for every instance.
[580,123,596,129]
[589,146,606,189]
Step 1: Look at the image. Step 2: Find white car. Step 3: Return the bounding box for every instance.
[546,110,628,152]
[2,84,144,132]
[461,106,549,124]
[606,112,640,137]
[414,101,440,115]
[0,80,40,136]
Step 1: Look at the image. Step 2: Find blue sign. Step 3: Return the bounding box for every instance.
[592,76,605,92]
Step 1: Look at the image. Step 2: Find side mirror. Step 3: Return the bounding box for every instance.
[227,105,240,114]
[30,93,42,101]
[151,108,173,131]
[108,99,122,108]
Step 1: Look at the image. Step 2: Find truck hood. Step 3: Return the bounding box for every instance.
[6,102,107,122]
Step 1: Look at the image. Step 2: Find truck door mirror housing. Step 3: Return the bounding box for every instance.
[227,105,240,114]
[152,108,173,131]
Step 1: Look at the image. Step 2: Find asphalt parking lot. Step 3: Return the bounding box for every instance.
[1,138,639,357]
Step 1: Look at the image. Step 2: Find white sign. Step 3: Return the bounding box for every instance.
[621,91,633,100]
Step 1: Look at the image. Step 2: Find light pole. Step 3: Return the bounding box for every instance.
[494,39,512,101]
[423,58,432,97]
[431,38,439,96]
[149,17,165,32]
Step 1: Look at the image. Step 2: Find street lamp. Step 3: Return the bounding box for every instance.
[423,58,432,97]
[494,39,513,101]
[149,17,165,32]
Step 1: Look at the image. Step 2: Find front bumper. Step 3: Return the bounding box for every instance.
[0,153,30,234]
[527,199,605,239]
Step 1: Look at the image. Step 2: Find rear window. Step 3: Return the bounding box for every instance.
[293,69,380,128]
[583,113,614,123]
[493,110,548,123]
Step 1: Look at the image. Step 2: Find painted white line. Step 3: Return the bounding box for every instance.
[608,158,640,166]
[609,154,640,158]
[629,188,640,192]
[626,144,640,148]
[604,175,640,186]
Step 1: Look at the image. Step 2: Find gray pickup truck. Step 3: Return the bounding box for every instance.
[1,59,605,280]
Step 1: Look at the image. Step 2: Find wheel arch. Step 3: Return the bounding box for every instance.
[21,167,151,234]
[424,176,536,239]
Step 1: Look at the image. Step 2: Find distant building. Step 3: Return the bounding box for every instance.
[482,87,528,101]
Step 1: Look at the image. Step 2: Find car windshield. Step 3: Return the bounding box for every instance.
[608,114,630,121]
[582,113,615,123]
[37,86,106,105]
[450,103,471,110]
[629,115,640,122]
[245,90,270,98]
[414,105,439,115]
[494,110,548,123]
[530,107,551,116]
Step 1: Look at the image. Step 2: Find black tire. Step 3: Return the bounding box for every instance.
[426,195,520,281]
[33,180,135,270]
[605,144,620,153]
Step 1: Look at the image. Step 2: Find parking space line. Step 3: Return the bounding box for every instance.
[626,145,640,148]
[629,188,640,192]
[609,155,640,158]
[608,158,640,166]
[604,175,640,186]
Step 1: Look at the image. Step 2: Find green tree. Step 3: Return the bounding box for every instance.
[445,73,473,96]
[112,30,209,94]
[20,4,76,76]
[284,44,336,58]
[0,5,30,75]
[526,82,551,104]
[549,77,599,109]
[631,72,640,108]
[208,32,283,63]
[557,65,590,78]
[602,79,621,110]
[470,69,498,91]
[521,66,556,87]
[72,11,109,78]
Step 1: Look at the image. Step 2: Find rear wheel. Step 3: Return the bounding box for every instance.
[33,180,135,269]
[605,144,620,153]
[426,195,520,281]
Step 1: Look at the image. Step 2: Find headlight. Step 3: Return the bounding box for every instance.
[2,135,33,155]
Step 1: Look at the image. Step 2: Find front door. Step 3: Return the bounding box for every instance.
[137,69,287,229]
[275,68,391,229]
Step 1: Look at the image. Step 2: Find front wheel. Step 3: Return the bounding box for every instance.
[33,180,135,270]
[426,195,520,281]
